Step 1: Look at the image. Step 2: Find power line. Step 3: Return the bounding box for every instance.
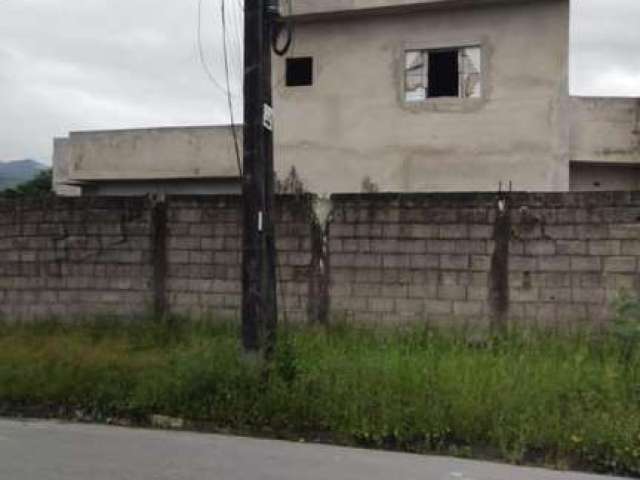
[197,0,238,98]
[221,0,243,176]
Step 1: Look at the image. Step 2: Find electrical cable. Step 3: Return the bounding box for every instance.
[221,0,243,176]
[271,0,293,56]
[197,0,240,99]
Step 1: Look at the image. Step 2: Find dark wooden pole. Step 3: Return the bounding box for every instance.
[242,0,278,355]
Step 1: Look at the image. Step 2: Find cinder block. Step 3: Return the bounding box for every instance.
[556,240,587,255]
[189,224,215,237]
[355,268,383,283]
[169,237,201,250]
[545,225,575,239]
[212,279,241,294]
[557,304,588,322]
[454,240,487,254]
[440,270,461,285]
[382,224,401,239]
[395,298,424,314]
[424,300,453,315]
[341,239,359,253]
[570,256,602,272]
[525,241,556,256]
[572,288,606,304]
[552,209,575,224]
[353,283,382,297]
[369,298,395,313]
[409,224,439,239]
[540,272,572,288]
[425,209,457,224]
[453,301,484,316]
[371,239,398,253]
[355,254,382,268]
[575,224,609,240]
[610,224,640,240]
[470,272,490,286]
[459,208,489,223]
[539,288,572,302]
[588,240,621,256]
[605,273,636,290]
[331,253,355,267]
[439,225,468,239]
[408,284,438,299]
[437,285,466,301]
[375,208,401,224]
[426,240,456,254]
[381,284,408,298]
[510,256,539,271]
[190,251,213,264]
[538,256,571,272]
[356,224,382,238]
[469,224,493,239]
[604,256,637,273]
[409,254,439,269]
[621,240,640,256]
[469,255,491,271]
[176,209,202,223]
[382,254,410,269]
[398,240,427,254]
[510,288,539,302]
[467,286,488,301]
[201,237,224,251]
[331,224,355,238]
[288,252,312,266]
[200,293,226,307]
[214,251,240,266]
[440,254,469,270]
[333,296,367,311]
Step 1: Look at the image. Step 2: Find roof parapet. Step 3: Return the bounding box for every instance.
[283,0,537,20]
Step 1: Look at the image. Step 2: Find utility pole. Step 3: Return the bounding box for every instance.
[242,0,278,355]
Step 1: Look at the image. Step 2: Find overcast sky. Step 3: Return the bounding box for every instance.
[1,0,639,164]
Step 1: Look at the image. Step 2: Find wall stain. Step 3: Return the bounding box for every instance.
[489,194,511,333]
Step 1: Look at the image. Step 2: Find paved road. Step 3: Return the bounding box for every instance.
[0,419,624,480]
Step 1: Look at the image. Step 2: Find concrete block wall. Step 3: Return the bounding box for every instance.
[2,192,640,328]
[165,196,313,322]
[329,194,497,326]
[0,197,152,318]
[329,192,640,328]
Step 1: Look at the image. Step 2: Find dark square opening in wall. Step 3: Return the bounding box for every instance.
[428,50,459,97]
[286,57,313,87]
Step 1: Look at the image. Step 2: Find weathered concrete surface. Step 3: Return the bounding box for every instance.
[285,0,534,20]
[53,126,242,196]
[273,0,570,194]
[0,419,624,480]
[570,97,640,165]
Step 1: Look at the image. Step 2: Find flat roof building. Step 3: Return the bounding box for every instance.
[54,0,640,196]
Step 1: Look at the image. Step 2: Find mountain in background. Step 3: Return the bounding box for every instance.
[0,159,48,191]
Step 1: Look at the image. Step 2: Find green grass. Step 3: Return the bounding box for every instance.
[0,317,639,476]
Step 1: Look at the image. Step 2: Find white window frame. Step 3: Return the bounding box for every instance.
[400,41,486,108]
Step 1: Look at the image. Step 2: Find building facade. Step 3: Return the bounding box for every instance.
[54,0,640,196]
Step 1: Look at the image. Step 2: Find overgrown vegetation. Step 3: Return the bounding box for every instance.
[0,316,639,476]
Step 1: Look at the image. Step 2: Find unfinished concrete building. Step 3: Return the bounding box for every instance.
[53,0,640,196]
